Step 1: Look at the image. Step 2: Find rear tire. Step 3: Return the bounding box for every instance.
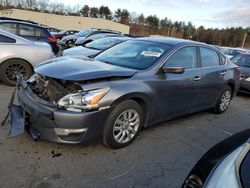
[213,85,232,114]
[103,100,143,149]
[0,59,33,86]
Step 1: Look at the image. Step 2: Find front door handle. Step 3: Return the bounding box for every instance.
[220,71,227,75]
[193,76,202,81]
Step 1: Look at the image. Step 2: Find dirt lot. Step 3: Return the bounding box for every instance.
[0,83,249,188]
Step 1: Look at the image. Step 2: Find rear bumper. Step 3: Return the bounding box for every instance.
[17,82,112,144]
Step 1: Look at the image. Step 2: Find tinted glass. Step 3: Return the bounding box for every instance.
[19,24,35,36]
[0,34,16,43]
[86,38,123,50]
[75,29,93,37]
[34,28,42,37]
[95,41,172,70]
[231,54,250,67]
[0,23,17,34]
[165,47,197,69]
[200,47,220,67]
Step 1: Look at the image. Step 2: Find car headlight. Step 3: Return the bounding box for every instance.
[58,87,110,111]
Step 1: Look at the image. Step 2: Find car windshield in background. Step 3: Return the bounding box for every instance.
[75,29,93,37]
[88,33,109,41]
[231,54,250,67]
[86,38,123,50]
[224,49,244,56]
[94,41,172,70]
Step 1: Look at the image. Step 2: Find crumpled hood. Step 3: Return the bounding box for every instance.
[63,46,100,57]
[35,57,137,81]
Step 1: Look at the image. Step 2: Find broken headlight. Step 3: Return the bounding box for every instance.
[58,87,110,111]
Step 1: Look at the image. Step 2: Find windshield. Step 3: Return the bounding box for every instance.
[231,54,250,67]
[88,33,110,41]
[75,29,93,37]
[86,38,123,50]
[224,49,244,56]
[94,40,172,70]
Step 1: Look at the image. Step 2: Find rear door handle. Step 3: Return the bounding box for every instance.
[193,76,202,81]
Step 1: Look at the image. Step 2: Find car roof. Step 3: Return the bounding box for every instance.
[0,20,47,29]
[134,37,204,46]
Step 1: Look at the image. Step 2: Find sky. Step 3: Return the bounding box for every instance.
[59,0,250,29]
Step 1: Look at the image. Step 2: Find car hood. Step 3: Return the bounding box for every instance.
[35,57,137,81]
[63,46,100,56]
[61,35,79,41]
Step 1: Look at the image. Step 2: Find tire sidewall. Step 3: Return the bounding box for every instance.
[0,59,33,86]
[215,86,232,114]
[103,100,143,149]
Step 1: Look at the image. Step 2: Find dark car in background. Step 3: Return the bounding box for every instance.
[63,36,130,57]
[0,19,59,54]
[231,53,250,93]
[52,30,78,41]
[74,33,124,46]
[183,129,250,188]
[13,37,240,148]
[60,28,121,48]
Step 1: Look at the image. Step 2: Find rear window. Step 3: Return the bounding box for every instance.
[0,23,17,34]
[19,24,35,36]
[200,47,220,67]
[0,34,16,43]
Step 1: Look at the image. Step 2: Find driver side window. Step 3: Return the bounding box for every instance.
[165,47,197,69]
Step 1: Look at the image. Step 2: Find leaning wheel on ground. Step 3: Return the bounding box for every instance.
[103,100,143,149]
[213,85,232,114]
[0,59,33,86]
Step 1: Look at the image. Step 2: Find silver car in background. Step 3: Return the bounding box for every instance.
[0,29,54,85]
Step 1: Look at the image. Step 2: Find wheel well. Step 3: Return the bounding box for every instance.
[129,97,148,127]
[227,82,235,96]
[1,58,34,72]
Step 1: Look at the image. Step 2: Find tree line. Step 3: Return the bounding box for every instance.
[1,0,249,47]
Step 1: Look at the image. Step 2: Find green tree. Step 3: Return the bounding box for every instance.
[80,5,89,17]
[99,5,112,20]
[145,15,159,33]
[89,7,99,18]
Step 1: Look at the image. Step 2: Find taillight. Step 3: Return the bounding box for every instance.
[48,36,57,44]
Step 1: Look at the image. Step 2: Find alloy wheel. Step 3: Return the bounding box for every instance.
[113,109,140,144]
[220,90,231,111]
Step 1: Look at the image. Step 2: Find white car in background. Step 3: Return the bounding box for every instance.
[222,47,249,59]
[0,29,54,86]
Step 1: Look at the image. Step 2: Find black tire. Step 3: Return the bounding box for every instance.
[66,40,74,48]
[213,85,232,114]
[0,59,33,86]
[103,100,143,149]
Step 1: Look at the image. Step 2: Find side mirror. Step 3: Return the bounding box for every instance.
[162,66,185,74]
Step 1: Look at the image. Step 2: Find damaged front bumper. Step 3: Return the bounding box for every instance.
[13,80,113,144]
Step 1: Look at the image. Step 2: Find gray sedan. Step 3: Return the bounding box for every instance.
[0,29,54,85]
[63,37,130,57]
[13,37,240,148]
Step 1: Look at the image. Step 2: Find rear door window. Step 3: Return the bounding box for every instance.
[19,24,35,36]
[0,23,17,34]
[200,47,220,67]
[0,34,16,43]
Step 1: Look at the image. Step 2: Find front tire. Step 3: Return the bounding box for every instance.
[0,59,33,86]
[103,100,143,149]
[213,85,232,114]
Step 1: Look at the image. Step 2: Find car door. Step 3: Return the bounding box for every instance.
[198,47,228,107]
[152,46,202,121]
